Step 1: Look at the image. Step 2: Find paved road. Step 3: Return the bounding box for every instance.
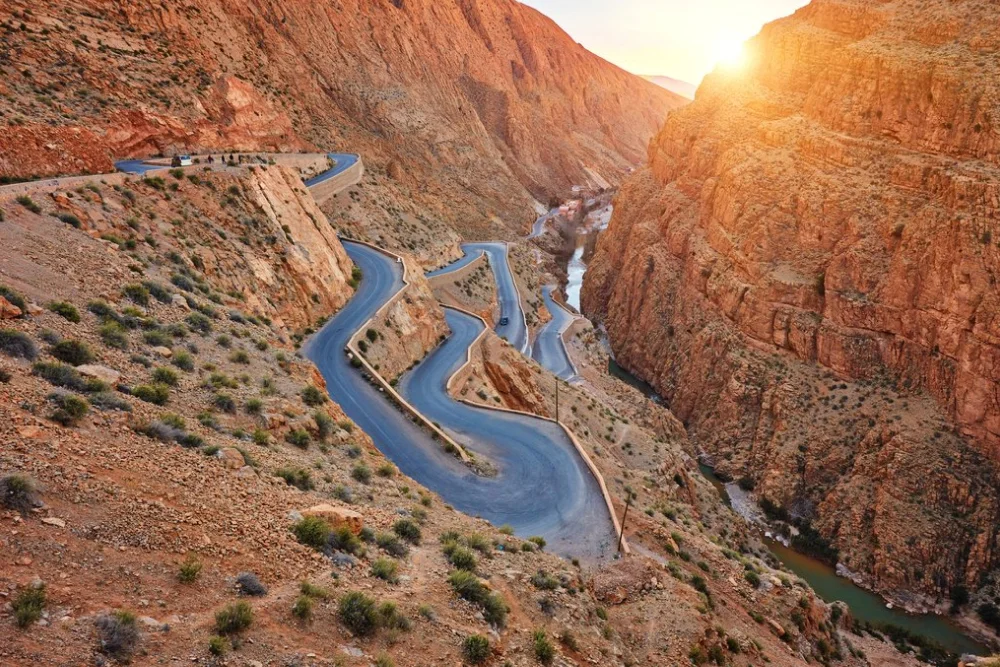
[114,158,171,175]
[304,153,360,187]
[527,208,560,239]
[427,243,528,354]
[398,307,615,559]
[532,285,579,381]
[305,243,615,560]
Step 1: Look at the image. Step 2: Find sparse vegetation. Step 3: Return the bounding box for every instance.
[13,584,46,628]
[48,301,80,323]
[462,634,491,664]
[0,329,38,359]
[95,610,140,661]
[214,601,253,634]
[292,515,331,549]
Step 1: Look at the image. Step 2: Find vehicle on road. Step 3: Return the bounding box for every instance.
[499,317,509,326]
[179,155,193,166]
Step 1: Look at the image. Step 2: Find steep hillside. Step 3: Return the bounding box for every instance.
[0,0,683,236]
[584,0,1000,609]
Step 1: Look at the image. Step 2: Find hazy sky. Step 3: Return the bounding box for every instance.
[520,0,809,84]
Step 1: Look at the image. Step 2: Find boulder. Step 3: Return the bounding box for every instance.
[171,294,190,310]
[0,296,23,319]
[26,303,44,316]
[151,346,172,358]
[216,447,246,470]
[301,504,363,535]
[76,364,122,385]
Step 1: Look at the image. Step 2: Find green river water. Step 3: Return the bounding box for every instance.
[696,463,989,657]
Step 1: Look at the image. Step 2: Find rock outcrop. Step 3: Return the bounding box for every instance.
[0,0,684,233]
[584,0,1000,605]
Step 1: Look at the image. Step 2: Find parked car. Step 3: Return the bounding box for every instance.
[179,155,193,167]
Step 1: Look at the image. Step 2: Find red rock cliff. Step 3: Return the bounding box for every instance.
[583,0,1000,605]
[0,0,683,228]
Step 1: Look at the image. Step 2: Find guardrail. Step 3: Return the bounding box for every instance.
[340,239,472,464]
[441,303,629,554]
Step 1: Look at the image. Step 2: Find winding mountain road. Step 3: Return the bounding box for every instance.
[532,285,579,381]
[427,243,528,354]
[305,242,615,560]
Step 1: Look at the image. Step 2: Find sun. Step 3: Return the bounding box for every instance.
[712,36,749,71]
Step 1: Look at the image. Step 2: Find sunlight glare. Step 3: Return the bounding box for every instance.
[712,36,749,71]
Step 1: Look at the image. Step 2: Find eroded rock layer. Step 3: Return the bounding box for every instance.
[583,0,1000,605]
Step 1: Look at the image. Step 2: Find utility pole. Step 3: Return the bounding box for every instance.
[617,495,631,555]
[555,377,559,423]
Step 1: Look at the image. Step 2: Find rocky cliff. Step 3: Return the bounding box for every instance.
[583,0,1000,607]
[0,0,683,233]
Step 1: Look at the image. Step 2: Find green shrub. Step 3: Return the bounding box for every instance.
[58,212,81,227]
[300,581,330,599]
[0,329,37,359]
[447,571,508,627]
[50,339,95,365]
[377,463,396,478]
[13,584,46,628]
[533,629,555,664]
[142,329,171,347]
[185,311,212,334]
[95,610,140,661]
[229,349,250,364]
[215,602,253,634]
[531,570,559,591]
[208,635,227,656]
[366,328,379,342]
[339,591,379,636]
[286,428,310,448]
[376,532,409,558]
[744,570,762,588]
[48,392,90,426]
[0,474,39,514]
[122,283,150,306]
[462,634,490,664]
[47,301,80,323]
[275,467,313,491]
[16,196,41,213]
[151,366,179,386]
[292,595,313,621]
[292,516,331,550]
[33,361,84,390]
[170,350,193,371]
[133,383,170,405]
[371,557,399,583]
[245,398,263,414]
[99,322,129,350]
[314,411,334,439]
[301,385,327,406]
[178,557,202,583]
[393,518,421,544]
[448,546,477,572]
[527,536,546,550]
[351,463,372,483]
[212,392,236,413]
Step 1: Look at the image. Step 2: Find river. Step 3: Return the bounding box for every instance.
[557,200,990,657]
[696,464,988,657]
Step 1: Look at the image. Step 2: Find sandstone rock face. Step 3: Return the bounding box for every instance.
[0,1,684,232]
[584,0,1000,604]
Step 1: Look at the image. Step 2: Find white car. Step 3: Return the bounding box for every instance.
[179,155,193,167]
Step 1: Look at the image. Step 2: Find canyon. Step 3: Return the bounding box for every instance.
[584,0,1000,612]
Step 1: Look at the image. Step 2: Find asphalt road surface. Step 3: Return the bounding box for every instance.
[426,243,528,354]
[532,285,578,381]
[305,242,615,560]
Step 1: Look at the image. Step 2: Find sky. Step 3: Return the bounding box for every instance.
[519,0,809,85]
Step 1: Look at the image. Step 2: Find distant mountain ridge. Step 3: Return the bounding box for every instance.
[641,75,698,100]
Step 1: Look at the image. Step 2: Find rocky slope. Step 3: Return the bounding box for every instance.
[0,0,683,236]
[0,161,924,666]
[583,0,1000,608]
